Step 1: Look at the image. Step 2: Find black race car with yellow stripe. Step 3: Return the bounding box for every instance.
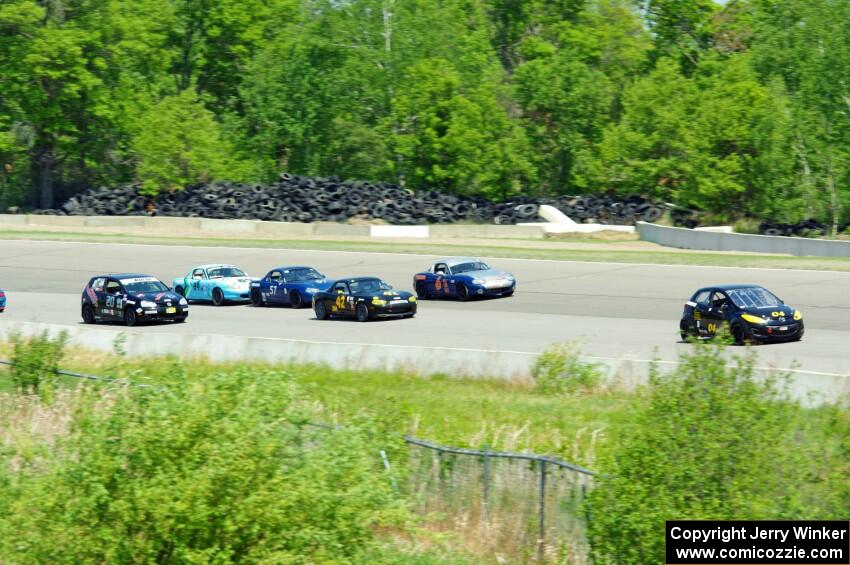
[313,277,416,322]
[680,284,803,344]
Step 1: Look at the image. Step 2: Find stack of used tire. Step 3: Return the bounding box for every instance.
[758,219,830,237]
[33,173,668,226]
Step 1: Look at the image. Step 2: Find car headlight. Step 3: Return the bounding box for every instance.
[793,310,802,321]
[306,287,319,294]
[372,298,387,306]
[408,296,417,303]
[741,313,766,324]
[140,300,156,308]
[179,298,188,306]
[472,279,484,285]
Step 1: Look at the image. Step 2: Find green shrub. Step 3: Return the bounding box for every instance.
[0,368,408,562]
[9,331,68,393]
[732,218,760,234]
[586,342,807,564]
[532,342,603,394]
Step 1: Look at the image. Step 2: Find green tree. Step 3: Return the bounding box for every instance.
[132,90,236,194]
[587,343,806,563]
[0,0,173,208]
[513,0,651,194]
[388,58,536,198]
[750,0,850,232]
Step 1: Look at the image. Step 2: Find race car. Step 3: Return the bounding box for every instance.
[249,266,334,308]
[413,257,515,301]
[172,264,254,306]
[81,274,188,326]
[313,277,416,321]
[0,288,5,312]
[680,284,804,344]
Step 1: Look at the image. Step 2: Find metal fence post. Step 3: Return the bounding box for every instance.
[538,460,547,560]
[482,443,490,519]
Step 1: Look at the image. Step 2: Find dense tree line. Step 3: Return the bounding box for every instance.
[1,0,849,229]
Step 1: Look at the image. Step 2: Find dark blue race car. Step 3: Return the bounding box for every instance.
[0,288,5,312]
[249,266,334,308]
[413,257,516,301]
[81,273,188,326]
[680,284,804,344]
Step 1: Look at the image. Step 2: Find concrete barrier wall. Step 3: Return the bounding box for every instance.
[0,214,545,240]
[637,221,850,257]
[0,320,844,404]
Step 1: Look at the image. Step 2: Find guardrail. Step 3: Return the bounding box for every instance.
[636,221,850,257]
[0,214,547,239]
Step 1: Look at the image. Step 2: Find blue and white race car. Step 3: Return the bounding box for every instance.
[0,288,5,312]
[413,257,516,301]
[250,266,334,308]
[172,264,255,306]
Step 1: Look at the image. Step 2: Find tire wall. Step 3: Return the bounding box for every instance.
[28,174,667,227]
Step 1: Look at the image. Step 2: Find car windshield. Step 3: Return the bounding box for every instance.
[121,277,168,293]
[727,287,782,309]
[451,261,490,274]
[285,268,323,282]
[349,278,392,293]
[207,267,246,279]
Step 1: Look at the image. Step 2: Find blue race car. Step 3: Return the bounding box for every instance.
[0,288,5,312]
[250,266,334,308]
[413,257,516,301]
[172,264,255,306]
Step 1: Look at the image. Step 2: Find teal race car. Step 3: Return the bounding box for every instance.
[172,264,256,306]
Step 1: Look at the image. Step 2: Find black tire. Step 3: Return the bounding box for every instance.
[124,307,137,327]
[82,304,96,324]
[457,283,470,302]
[641,206,663,222]
[250,289,264,307]
[732,324,746,345]
[212,287,225,306]
[415,282,430,300]
[356,302,370,322]
[289,290,304,309]
[679,319,689,341]
[175,285,185,298]
[314,300,329,320]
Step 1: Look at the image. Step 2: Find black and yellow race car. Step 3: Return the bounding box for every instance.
[312,277,416,322]
[680,284,803,344]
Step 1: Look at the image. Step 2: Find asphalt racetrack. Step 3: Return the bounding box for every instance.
[1,240,849,376]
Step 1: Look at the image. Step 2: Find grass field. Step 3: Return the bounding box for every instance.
[0,343,629,468]
[4,228,850,271]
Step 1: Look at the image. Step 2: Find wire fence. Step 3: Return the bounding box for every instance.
[404,436,593,561]
[0,359,596,560]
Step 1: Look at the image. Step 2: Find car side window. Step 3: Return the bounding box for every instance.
[711,291,730,310]
[333,281,348,294]
[91,278,106,292]
[693,290,710,306]
[105,280,122,294]
[269,271,282,283]
[434,263,448,275]
[192,268,205,279]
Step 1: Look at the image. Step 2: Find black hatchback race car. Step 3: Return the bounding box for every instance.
[313,277,416,322]
[679,284,803,344]
[82,273,188,326]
